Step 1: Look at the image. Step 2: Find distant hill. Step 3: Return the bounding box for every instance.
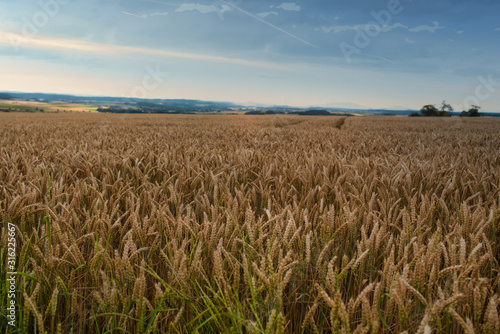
[1,91,499,116]
[0,93,14,100]
[2,92,237,113]
[319,102,369,109]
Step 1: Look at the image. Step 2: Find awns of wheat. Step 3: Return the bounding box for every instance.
[0,113,499,333]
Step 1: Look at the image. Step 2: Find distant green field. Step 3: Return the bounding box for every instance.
[0,100,99,112]
[55,104,97,109]
[0,103,38,112]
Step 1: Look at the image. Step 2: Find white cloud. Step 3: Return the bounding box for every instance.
[405,37,415,44]
[334,16,340,20]
[322,24,361,33]
[495,27,500,31]
[277,3,300,12]
[175,3,229,14]
[122,11,169,19]
[322,22,444,34]
[456,30,464,34]
[257,11,278,18]
[150,12,169,17]
[408,22,444,33]
[322,23,406,33]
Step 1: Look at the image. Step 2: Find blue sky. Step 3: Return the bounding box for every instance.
[0,0,499,110]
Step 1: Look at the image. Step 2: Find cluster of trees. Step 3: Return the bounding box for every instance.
[410,101,481,117]
[245,110,285,115]
[246,110,351,116]
[459,105,481,117]
[299,110,333,116]
[97,106,143,113]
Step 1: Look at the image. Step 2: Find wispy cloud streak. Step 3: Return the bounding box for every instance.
[122,11,147,19]
[218,0,318,48]
[0,31,289,70]
[323,22,444,34]
[362,52,394,64]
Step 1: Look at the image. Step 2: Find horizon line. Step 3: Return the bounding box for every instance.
[1,90,500,112]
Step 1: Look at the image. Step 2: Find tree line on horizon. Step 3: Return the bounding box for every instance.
[410,101,481,117]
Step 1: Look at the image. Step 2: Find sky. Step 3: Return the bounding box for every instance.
[0,0,499,110]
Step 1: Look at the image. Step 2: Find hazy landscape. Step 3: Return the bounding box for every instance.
[1,92,500,117]
[0,92,413,116]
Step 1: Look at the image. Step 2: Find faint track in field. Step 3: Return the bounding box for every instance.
[334,117,347,130]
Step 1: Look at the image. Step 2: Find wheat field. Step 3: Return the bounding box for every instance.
[1,113,499,333]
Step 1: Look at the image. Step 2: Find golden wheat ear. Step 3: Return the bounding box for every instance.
[2,114,499,333]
